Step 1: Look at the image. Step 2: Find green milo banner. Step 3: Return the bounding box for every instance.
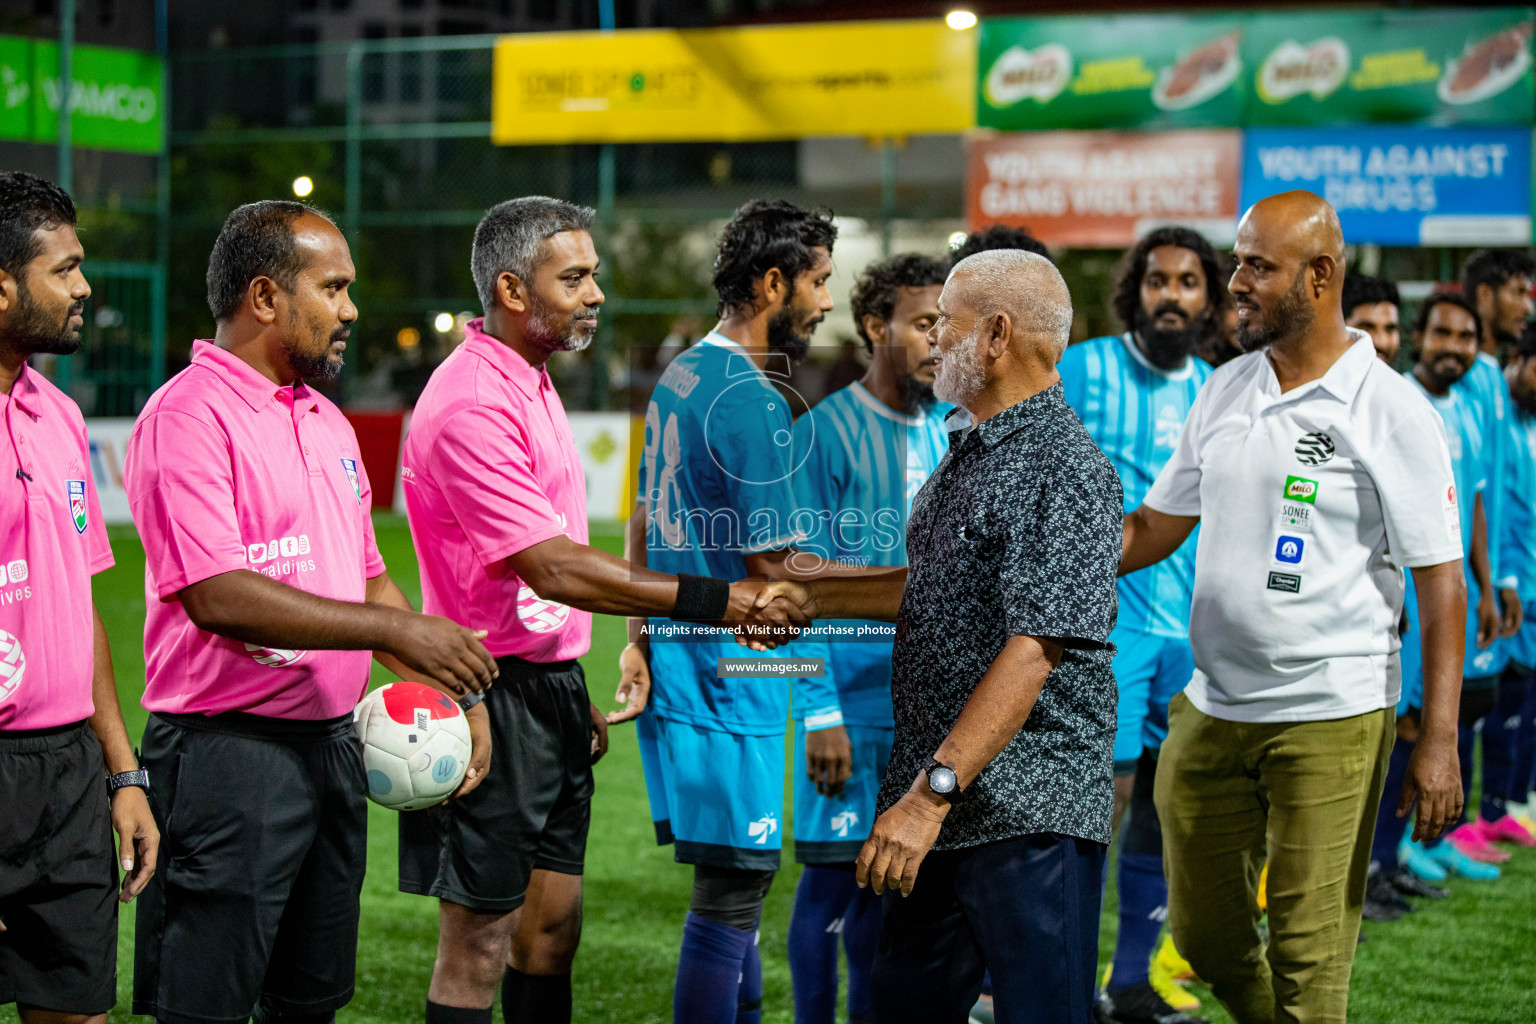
[0,36,163,154]
[1248,9,1533,125]
[978,8,1534,130]
[977,14,1248,130]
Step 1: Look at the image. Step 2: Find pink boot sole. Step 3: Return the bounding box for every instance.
[1448,824,1513,863]
[1475,815,1536,848]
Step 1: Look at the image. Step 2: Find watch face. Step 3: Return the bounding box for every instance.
[929,765,957,794]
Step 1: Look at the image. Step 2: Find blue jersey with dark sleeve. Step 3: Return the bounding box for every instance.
[789,382,950,728]
[637,333,835,735]
[1059,333,1210,639]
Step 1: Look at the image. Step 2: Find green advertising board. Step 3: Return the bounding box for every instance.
[978,14,1248,130]
[0,35,162,154]
[978,8,1534,130]
[1248,8,1533,125]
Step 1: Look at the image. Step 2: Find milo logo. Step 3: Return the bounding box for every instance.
[1284,475,1319,504]
[984,43,1073,107]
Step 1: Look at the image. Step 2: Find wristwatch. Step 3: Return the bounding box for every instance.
[458,692,485,712]
[922,757,959,804]
[108,767,150,794]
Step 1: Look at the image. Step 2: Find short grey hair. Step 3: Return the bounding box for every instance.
[950,248,1073,359]
[471,196,595,312]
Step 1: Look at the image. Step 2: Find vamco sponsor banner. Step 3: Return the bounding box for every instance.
[1240,126,1531,245]
[0,37,162,153]
[967,130,1241,247]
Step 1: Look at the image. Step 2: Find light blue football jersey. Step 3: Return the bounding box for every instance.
[1502,406,1536,669]
[1456,354,1515,589]
[789,382,951,728]
[1403,375,1492,685]
[637,333,834,736]
[1059,333,1210,639]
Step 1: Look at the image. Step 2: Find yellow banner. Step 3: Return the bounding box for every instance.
[492,19,976,144]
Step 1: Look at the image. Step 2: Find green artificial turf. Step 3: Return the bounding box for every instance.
[5,515,1533,1023]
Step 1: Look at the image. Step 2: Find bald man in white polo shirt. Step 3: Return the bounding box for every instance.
[1120,191,1467,1024]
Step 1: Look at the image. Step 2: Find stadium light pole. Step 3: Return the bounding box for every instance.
[344,44,363,245]
[153,0,169,390]
[591,0,617,412]
[57,0,74,193]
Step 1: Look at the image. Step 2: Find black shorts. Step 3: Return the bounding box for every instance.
[132,711,366,1024]
[399,656,593,913]
[0,721,116,1015]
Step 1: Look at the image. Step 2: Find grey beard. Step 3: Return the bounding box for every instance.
[933,329,986,407]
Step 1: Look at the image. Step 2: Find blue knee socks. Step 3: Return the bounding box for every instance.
[738,931,762,1024]
[676,912,754,1024]
[1482,677,1529,820]
[787,864,859,1024]
[1372,737,1415,871]
[841,883,881,1020]
[1109,853,1165,989]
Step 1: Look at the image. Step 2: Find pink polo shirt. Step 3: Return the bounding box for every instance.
[402,318,591,663]
[126,341,385,720]
[0,365,114,730]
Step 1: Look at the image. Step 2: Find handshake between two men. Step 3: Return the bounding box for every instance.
[703,570,910,651]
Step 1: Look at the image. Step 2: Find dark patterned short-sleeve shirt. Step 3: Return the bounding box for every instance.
[881,382,1123,849]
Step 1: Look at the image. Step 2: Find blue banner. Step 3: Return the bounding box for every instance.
[1240,126,1531,245]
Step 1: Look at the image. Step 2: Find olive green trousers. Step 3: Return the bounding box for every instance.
[1155,692,1395,1024]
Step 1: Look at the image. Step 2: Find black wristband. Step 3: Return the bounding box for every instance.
[108,768,150,793]
[458,692,485,712]
[672,573,730,622]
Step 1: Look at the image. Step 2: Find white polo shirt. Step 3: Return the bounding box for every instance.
[1144,330,1462,723]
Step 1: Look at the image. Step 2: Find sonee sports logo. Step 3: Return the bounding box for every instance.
[1294,432,1335,466]
[747,813,779,845]
[1283,476,1319,504]
[831,810,860,838]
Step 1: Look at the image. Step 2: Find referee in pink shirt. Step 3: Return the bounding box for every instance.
[125,202,498,1024]
[400,197,806,1024]
[0,173,158,1023]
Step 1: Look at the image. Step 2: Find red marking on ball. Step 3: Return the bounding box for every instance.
[381,681,463,725]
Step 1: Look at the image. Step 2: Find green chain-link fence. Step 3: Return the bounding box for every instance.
[166,35,966,413]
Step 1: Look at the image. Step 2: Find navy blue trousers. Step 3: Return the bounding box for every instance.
[870,832,1105,1024]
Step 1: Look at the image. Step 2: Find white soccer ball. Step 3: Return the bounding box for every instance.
[353,681,473,811]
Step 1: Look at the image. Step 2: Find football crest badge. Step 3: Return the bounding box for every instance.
[67,480,87,534]
[340,458,362,504]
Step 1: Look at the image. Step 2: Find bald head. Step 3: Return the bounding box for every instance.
[948,248,1073,359]
[928,248,1074,411]
[1229,190,1347,353]
[1242,190,1344,265]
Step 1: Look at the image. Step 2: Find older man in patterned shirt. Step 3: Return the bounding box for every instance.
[756,249,1123,1024]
